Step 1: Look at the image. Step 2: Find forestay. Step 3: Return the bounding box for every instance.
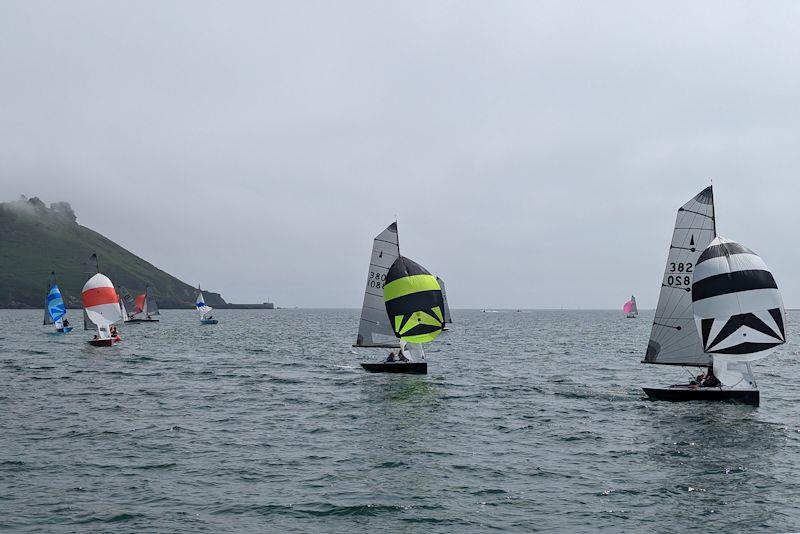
[644,186,716,366]
[355,222,400,347]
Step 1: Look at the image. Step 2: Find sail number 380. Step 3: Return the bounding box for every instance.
[368,271,386,289]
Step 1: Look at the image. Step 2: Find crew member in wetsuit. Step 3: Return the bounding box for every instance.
[385,351,396,363]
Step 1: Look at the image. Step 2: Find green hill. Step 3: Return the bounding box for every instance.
[0,196,227,309]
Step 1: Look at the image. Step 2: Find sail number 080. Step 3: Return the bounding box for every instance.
[368,271,386,289]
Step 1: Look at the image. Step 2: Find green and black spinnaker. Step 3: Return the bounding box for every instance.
[383,256,445,344]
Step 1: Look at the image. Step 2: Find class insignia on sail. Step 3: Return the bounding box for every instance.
[692,237,786,357]
[383,256,445,344]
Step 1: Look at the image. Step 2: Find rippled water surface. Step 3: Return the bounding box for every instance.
[2,309,799,532]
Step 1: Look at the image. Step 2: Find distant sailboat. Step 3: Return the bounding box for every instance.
[353,222,400,348]
[361,255,446,374]
[128,285,160,323]
[642,186,786,406]
[623,295,638,318]
[82,271,123,347]
[44,272,72,333]
[196,286,218,325]
[118,285,137,322]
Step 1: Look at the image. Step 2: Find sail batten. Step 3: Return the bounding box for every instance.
[355,222,400,347]
[644,186,716,366]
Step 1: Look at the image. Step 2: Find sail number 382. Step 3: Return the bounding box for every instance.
[666,262,693,287]
[368,271,386,289]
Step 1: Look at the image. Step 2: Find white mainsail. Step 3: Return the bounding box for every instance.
[354,222,400,347]
[692,236,786,385]
[644,186,716,366]
[437,276,453,324]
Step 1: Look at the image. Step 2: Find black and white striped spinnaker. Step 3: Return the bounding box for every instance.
[692,237,786,375]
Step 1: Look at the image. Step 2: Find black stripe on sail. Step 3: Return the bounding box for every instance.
[706,312,784,351]
[697,242,756,264]
[768,308,785,339]
[701,318,714,348]
[709,341,784,355]
[691,270,777,302]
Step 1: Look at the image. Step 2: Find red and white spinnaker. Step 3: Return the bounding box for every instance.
[82,273,123,328]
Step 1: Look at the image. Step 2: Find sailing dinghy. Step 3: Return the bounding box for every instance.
[361,255,446,374]
[44,272,72,333]
[128,285,160,323]
[642,187,786,406]
[82,272,124,346]
[196,287,218,325]
[623,295,638,318]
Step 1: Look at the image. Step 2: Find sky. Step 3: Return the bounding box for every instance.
[2,1,800,308]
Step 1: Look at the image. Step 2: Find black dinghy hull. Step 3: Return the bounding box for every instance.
[360,362,427,374]
[125,318,160,323]
[643,386,759,406]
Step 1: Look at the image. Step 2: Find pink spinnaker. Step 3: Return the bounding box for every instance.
[623,300,634,314]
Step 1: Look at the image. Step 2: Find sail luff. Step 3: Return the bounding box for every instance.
[644,186,716,366]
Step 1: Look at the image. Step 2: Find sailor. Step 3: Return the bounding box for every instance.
[397,351,409,362]
[62,319,70,328]
[701,368,721,388]
[385,351,396,363]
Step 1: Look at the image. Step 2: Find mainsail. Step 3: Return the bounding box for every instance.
[384,256,445,344]
[144,285,160,317]
[44,273,67,326]
[83,253,100,330]
[82,273,123,329]
[355,222,400,347]
[118,285,138,320]
[644,186,716,366]
[437,276,453,324]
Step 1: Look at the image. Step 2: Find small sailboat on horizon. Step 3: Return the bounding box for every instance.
[642,186,787,406]
[623,295,638,318]
[44,272,72,334]
[196,286,218,325]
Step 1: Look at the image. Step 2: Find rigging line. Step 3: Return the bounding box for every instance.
[679,208,714,219]
[653,321,682,330]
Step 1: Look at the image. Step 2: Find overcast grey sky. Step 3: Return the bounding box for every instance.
[2,1,799,308]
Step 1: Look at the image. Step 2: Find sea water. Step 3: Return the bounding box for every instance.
[1,309,799,532]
